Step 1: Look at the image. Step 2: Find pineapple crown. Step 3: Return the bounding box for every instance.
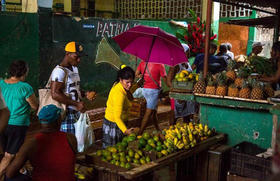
[216,71,227,86]
[227,60,236,71]
[207,74,216,86]
[229,84,237,88]
[241,80,250,89]
[237,66,251,78]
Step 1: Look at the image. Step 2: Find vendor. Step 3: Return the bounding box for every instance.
[102,66,137,148]
[259,42,280,85]
[248,42,264,57]
[167,43,197,124]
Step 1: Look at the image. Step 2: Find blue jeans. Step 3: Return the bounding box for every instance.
[142,88,160,110]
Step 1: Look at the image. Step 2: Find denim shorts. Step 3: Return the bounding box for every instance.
[142,88,160,110]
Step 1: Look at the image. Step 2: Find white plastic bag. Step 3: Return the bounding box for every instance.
[74,113,95,152]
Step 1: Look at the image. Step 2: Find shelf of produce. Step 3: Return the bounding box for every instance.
[169,92,276,149]
[85,134,225,180]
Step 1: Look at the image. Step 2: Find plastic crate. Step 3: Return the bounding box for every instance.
[172,80,194,91]
[230,142,272,180]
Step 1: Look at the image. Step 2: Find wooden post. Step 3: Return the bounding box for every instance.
[203,0,213,78]
[273,8,279,43]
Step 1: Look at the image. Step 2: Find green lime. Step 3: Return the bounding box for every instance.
[156,145,162,152]
[147,139,154,145]
[128,135,136,142]
[140,158,146,165]
[121,141,128,148]
[115,161,120,166]
[153,135,159,142]
[119,152,126,157]
[102,150,110,157]
[120,162,126,168]
[143,132,150,140]
[156,152,163,158]
[120,156,126,163]
[146,156,151,162]
[122,136,128,143]
[128,150,134,158]
[133,159,140,165]
[139,138,147,146]
[96,150,102,157]
[137,150,143,157]
[112,153,119,161]
[110,160,116,165]
[106,155,112,161]
[125,163,132,169]
[134,153,140,160]
[145,144,152,151]
[156,141,162,146]
[126,156,131,162]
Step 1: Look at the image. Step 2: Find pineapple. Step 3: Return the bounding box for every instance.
[250,80,264,100]
[264,83,274,98]
[215,72,227,96]
[235,67,250,88]
[193,74,206,94]
[239,81,251,99]
[226,60,236,82]
[205,75,216,95]
[228,84,239,97]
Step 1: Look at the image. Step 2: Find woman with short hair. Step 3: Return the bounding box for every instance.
[0,60,38,178]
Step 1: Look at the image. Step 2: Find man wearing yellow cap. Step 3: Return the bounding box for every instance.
[50,42,89,134]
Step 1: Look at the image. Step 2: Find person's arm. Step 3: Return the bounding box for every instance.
[51,81,85,112]
[0,108,9,134]
[135,69,142,79]
[260,60,280,83]
[26,93,38,111]
[6,138,36,178]
[166,67,175,88]
[66,133,77,154]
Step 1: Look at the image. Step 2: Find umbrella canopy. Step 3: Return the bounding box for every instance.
[112,25,188,66]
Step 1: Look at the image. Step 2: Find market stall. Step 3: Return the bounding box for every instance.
[170,92,274,149]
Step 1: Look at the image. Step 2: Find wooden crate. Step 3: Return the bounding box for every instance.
[129,99,146,118]
[227,174,258,181]
[87,107,106,122]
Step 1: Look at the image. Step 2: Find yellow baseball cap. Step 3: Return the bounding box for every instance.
[65,41,86,56]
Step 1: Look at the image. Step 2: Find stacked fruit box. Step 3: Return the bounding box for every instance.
[172,70,198,92]
[129,98,146,118]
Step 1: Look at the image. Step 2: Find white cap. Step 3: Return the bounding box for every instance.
[181,43,189,52]
[252,42,264,48]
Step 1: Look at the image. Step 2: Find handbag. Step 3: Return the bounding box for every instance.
[37,66,68,115]
[74,113,95,152]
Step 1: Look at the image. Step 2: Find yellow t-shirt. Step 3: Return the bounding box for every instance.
[105,82,131,133]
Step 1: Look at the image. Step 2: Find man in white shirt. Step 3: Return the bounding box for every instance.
[226,42,234,60]
[50,42,87,134]
[0,88,9,134]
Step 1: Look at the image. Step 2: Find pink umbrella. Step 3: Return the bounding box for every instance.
[112,25,188,66]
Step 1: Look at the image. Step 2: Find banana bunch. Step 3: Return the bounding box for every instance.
[162,122,213,153]
[175,70,199,82]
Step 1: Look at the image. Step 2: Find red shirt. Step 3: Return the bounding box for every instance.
[137,61,166,89]
[31,131,76,181]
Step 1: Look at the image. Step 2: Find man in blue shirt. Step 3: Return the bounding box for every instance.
[192,43,229,74]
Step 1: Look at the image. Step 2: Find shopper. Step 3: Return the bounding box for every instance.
[167,43,197,124]
[0,60,38,178]
[136,61,167,135]
[0,88,9,134]
[5,104,77,181]
[50,41,87,134]
[102,66,138,148]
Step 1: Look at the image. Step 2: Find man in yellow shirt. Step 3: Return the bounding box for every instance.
[102,66,137,148]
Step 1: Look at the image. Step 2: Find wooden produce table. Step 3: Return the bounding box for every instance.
[86,134,225,180]
[170,92,275,149]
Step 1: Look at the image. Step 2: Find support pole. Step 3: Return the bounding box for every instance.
[203,0,213,78]
[273,8,279,43]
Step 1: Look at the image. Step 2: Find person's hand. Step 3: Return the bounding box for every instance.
[136,74,143,79]
[124,128,135,135]
[133,127,140,135]
[86,91,97,101]
[76,101,86,113]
